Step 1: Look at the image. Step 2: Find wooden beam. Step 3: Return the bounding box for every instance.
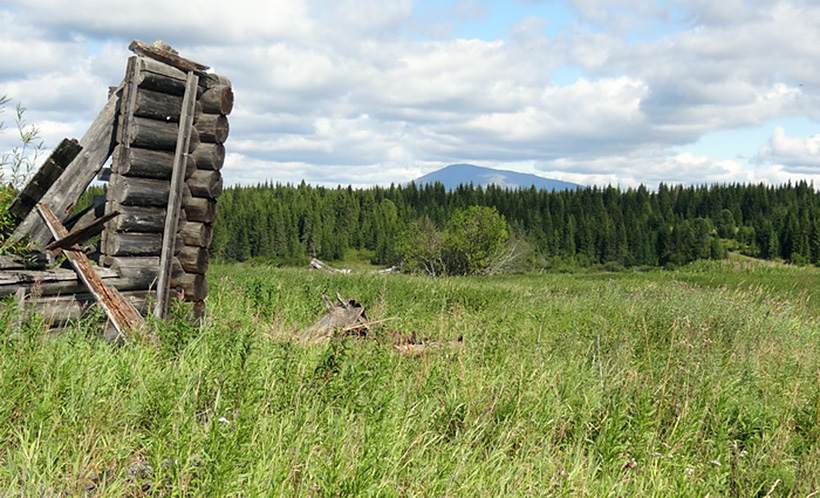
[129,40,209,74]
[44,211,120,254]
[36,203,145,338]
[156,71,199,318]
[9,85,122,248]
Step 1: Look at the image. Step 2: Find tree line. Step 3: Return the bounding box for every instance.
[211,180,820,271]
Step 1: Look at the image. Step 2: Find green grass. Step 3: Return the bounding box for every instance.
[1,261,819,496]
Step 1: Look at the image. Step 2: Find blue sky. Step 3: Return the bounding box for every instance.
[1,0,819,188]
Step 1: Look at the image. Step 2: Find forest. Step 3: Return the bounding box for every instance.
[211,180,820,271]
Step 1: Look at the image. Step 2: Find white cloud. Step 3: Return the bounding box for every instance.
[756,126,820,172]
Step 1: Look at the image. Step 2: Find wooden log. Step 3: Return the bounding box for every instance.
[9,138,83,222]
[36,203,144,336]
[9,86,120,248]
[203,73,232,89]
[187,170,223,199]
[113,146,196,180]
[183,197,218,223]
[194,114,229,144]
[104,232,163,256]
[178,222,213,247]
[0,253,49,270]
[170,272,208,301]
[110,204,169,232]
[189,143,225,171]
[108,256,159,287]
[200,85,234,115]
[136,57,188,96]
[177,245,209,274]
[0,266,163,297]
[45,211,120,254]
[122,116,200,153]
[134,88,199,122]
[129,40,209,74]
[110,176,170,207]
[25,291,154,328]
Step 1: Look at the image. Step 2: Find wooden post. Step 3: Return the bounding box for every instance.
[155,71,199,318]
[37,203,144,337]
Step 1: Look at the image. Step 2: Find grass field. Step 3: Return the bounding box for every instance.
[1,260,819,496]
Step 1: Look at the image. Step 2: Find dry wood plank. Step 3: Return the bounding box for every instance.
[9,86,122,248]
[64,195,106,232]
[194,114,229,144]
[187,169,223,199]
[26,291,153,328]
[45,211,120,253]
[200,84,234,115]
[190,143,225,171]
[129,40,210,74]
[156,71,199,318]
[0,253,50,270]
[0,267,162,297]
[9,138,83,222]
[36,203,144,337]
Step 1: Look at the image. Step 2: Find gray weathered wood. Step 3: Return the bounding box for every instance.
[156,71,199,318]
[26,291,153,328]
[194,114,229,144]
[9,86,121,248]
[190,143,225,171]
[9,138,83,222]
[109,204,168,232]
[123,116,201,152]
[112,146,196,180]
[0,253,50,270]
[177,245,209,274]
[110,176,171,207]
[200,84,234,115]
[36,203,144,336]
[183,197,218,223]
[133,88,184,122]
[45,211,120,254]
[170,272,208,301]
[137,57,188,96]
[105,232,163,256]
[129,40,210,74]
[187,169,223,199]
[178,222,213,247]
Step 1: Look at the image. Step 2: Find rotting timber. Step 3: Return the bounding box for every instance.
[1,40,233,337]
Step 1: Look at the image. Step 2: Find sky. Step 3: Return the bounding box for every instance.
[1,0,819,189]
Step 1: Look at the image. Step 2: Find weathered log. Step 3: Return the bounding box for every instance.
[132,88,202,123]
[200,85,234,115]
[183,197,218,223]
[194,114,229,144]
[203,73,232,89]
[0,253,50,271]
[301,294,369,343]
[187,169,223,199]
[122,116,200,152]
[136,57,188,95]
[45,211,120,254]
[110,176,170,207]
[189,143,225,171]
[113,146,197,180]
[9,86,120,248]
[109,205,167,232]
[129,40,209,74]
[178,221,213,247]
[104,232,163,256]
[170,272,208,301]
[108,256,159,283]
[177,245,209,274]
[9,138,83,222]
[22,290,154,328]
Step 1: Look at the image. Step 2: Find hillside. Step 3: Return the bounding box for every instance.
[414,163,581,191]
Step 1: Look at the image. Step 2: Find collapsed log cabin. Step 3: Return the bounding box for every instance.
[1,40,233,336]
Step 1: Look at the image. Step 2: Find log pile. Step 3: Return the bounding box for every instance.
[1,40,230,333]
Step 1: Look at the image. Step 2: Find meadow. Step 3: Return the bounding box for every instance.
[1,259,819,496]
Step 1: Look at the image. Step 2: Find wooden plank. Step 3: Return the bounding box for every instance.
[9,86,121,248]
[44,211,120,253]
[156,71,199,318]
[36,203,144,337]
[129,40,210,74]
[8,138,83,222]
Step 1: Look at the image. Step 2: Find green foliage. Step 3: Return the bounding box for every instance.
[443,206,509,275]
[2,262,820,495]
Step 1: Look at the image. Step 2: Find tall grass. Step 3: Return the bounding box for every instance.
[1,261,819,496]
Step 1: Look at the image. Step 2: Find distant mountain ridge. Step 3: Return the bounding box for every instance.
[414,164,581,191]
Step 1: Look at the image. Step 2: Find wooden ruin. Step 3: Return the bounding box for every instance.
[1,40,232,336]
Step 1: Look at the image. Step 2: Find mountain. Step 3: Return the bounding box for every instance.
[413,164,581,192]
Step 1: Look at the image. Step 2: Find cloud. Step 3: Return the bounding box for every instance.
[756,126,820,172]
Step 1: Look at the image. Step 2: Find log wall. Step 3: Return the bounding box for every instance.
[3,42,230,332]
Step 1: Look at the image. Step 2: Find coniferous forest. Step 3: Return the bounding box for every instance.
[211,180,820,270]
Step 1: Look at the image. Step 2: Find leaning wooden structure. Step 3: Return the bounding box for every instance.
[1,40,232,336]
